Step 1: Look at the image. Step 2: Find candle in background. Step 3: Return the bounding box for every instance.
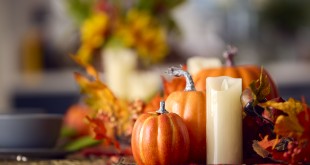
[186,56,222,75]
[206,76,242,164]
[103,48,137,100]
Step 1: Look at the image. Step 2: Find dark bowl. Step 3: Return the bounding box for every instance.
[0,113,63,149]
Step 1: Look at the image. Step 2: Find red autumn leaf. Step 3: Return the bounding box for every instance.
[253,136,293,163]
[252,136,273,158]
[86,116,120,150]
[297,100,310,140]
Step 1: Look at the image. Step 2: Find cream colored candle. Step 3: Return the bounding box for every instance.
[103,48,137,100]
[186,56,222,75]
[206,76,242,164]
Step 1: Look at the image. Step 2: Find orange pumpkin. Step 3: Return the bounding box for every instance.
[64,104,91,136]
[131,101,190,165]
[193,47,278,99]
[165,67,206,164]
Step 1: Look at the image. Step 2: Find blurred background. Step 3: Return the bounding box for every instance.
[0,0,310,114]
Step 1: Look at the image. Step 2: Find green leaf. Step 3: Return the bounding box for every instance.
[60,126,77,138]
[64,136,101,152]
[65,0,95,24]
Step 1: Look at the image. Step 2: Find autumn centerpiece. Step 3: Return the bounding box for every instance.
[67,32,310,165]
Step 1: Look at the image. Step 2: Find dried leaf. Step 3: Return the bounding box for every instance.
[253,140,270,158]
[274,115,304,139]
[261,98,304,139]
[249,67,271,105]
[86,116,120,150]
[262,98,304,117]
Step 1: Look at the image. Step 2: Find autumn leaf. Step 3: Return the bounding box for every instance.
[253,136,273,158]
[262,98,304,117]
[74,64,134,148]
[261,98,304,139]
[297,98,310,140]
[253,136,294,163]
[86,116,120,150]
[249,67,271,105]
[274,115,304,139]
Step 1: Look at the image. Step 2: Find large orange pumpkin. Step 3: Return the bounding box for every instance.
[193,47,278,99]
[165,67,206,164]
[131,101,190,165]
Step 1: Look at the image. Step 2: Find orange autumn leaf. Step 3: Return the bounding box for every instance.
[274,115,304,139]
[253,136,293,163]
[85,65,100,80]
[252,136,274,158]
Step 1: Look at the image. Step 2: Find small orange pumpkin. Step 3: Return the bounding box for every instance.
[64,104,91,136]
[165,67,206,164]
[131,101,190,165]
[193,46,278,99]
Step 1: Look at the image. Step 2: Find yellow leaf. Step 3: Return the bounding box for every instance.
[274,115,304,138]
[262,98,304,117]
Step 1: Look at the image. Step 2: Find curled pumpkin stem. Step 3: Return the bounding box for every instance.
[156,101,169,114]
[166,66,196,91]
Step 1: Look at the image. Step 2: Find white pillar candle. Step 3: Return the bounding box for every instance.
[206,76,242,164]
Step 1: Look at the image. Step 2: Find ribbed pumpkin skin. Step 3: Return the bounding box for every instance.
[131,112,190,165]
[193,66,279,99]
[165,91,206,163]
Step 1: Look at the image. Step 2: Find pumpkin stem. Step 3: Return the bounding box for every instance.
[166,66,195,91]
[223,45,238,67]
[156,101,169,114]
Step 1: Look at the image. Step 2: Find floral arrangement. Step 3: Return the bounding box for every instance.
[68,0,185,66]
[63,0,186,155]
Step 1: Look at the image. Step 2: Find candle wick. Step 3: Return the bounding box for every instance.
[221,79,229,91]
